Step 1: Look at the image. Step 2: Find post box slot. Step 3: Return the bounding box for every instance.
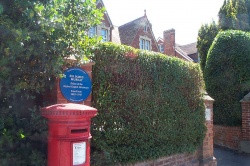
[71,129,87,134]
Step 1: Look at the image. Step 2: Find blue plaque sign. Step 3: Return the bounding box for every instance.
[59,68,92,102]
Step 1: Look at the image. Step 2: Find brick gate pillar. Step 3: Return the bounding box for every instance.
[54,62,94,107]
[240,92,250,153]
[200,93,217,166]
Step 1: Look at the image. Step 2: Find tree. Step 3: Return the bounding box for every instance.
[197,21,219,72]
[0,0,104,164]
[246,0,250,23]
[197,0,250,72]
[235,0,250,30]
[218,0,250,30]
[219,0,237,30]
[204,30,250,126]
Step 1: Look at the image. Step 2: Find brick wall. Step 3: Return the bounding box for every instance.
[239,93,250,153]
[123,152,200,166]
[242,101,250,141]
[213,92,250,153]
[213,125,242,150]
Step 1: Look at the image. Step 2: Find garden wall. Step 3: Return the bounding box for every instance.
[213,92,250,153]
[123,152,200,166]
[213,125,242,150]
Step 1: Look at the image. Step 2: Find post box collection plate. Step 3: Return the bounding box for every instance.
[73,142,86,165]
[60,67,92,102]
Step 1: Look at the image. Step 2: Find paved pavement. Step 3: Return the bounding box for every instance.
[214,145,250,166]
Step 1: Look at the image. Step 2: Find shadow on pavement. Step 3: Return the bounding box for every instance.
[214,145,250,166]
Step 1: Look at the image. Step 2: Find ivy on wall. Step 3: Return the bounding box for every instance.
[90,43,206,165]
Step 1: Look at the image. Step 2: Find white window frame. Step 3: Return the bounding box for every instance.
[158,44,164,53]
[145,40,150,50]
[140,36,151,51]
[101,28,108,42]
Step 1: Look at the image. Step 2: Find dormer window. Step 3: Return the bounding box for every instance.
[158,44,164,53]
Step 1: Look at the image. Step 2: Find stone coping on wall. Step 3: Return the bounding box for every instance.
[240,92,250,102]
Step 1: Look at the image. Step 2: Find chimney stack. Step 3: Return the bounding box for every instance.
[163,29,175,56]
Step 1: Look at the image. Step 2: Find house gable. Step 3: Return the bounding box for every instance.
[97,0,113,29]
[119,12,159,52]
[90,0,113,42]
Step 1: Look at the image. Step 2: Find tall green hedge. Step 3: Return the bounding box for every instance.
[91,43,206,165]
[204,30,250,126]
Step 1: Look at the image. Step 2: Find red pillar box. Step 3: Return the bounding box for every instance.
[41,103,97,166]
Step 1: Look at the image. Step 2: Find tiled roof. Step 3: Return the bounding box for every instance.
[176,42,197,55]
[118,16,145,45]
[175,48,194,62]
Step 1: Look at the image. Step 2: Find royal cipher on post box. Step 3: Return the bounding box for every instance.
[41,103,97,166]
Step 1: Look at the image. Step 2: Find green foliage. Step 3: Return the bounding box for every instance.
[0,104,48,165]
[204,30,250,126]
[219,0,250,31]
[198,0,250,74]
[197,21,219,72]
[0,0,104,95]
[0,0,104,164]
[91,43,206,165]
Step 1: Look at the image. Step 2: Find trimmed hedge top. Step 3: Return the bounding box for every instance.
[204,30,250,126]
[91,43,206,165]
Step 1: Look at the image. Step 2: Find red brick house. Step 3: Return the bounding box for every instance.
[92,1,198,63]
[157,29,199,62]
[88,0,114,42]
[118,11,159,52]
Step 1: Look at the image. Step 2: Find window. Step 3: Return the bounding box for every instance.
[158,44,164,52]
[140,39,145,49]
[145,40,150,50]
[140,38,151,51]
[88,27,96,37]
[101,28,108,42]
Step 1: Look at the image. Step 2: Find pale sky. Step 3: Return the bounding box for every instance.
[102,0,225,45]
